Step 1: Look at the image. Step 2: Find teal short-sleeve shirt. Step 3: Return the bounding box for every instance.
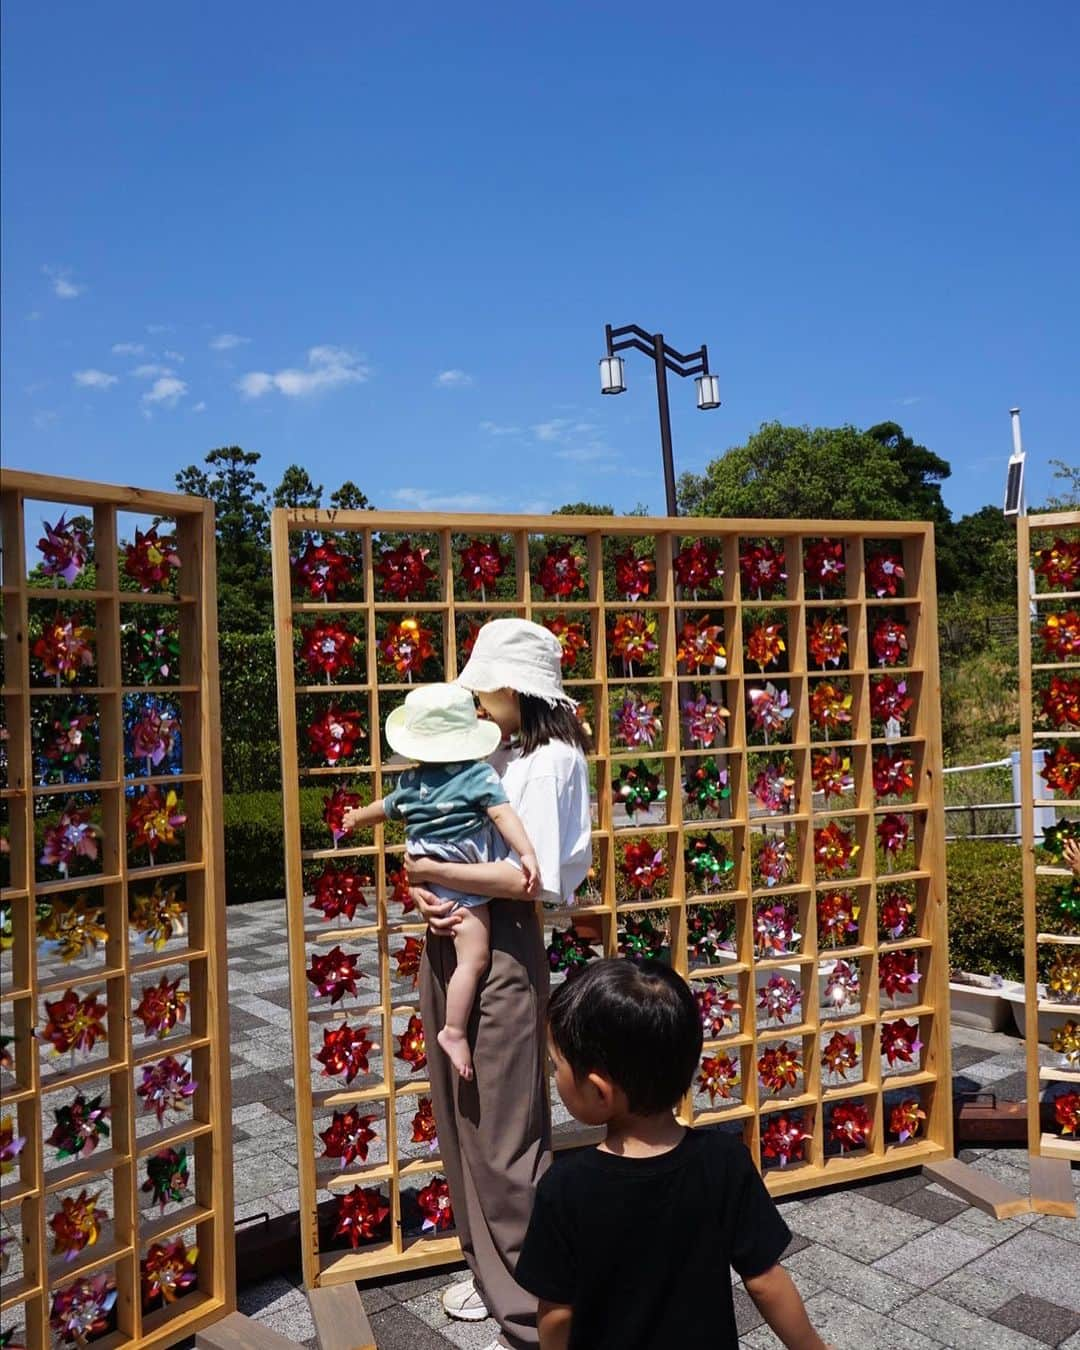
[383,760,509,843]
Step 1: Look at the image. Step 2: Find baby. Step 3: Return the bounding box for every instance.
[343,682,539,1080]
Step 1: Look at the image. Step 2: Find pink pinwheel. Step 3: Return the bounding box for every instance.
[129,705,180,771]
[748,683,793,740]
[681,693,728,749]
[40,803,99,874]
[38,514,90,584]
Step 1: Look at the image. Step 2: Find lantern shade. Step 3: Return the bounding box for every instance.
[600,355,626,395]
[696,373,721,410]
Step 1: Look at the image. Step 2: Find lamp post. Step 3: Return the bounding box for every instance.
[599,323,720,517]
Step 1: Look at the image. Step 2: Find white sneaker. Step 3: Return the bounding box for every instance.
[441,1276,490,1322]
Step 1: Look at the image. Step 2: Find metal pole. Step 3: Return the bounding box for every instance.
[653,332,678,517]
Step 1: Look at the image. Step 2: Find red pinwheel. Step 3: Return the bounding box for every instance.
[755,836,792,889]
[866,549,904,597]
[40,802,99,873]
[739,542,786,599]
[378,618,436,680]
[543,615,589,670]
[49,1274,117,1344]
[311,863,371,921]
[754,898,799,953]
[879,887,916,940]
[319,1108,378,1166]
[137,1055,196,1123]
[396,1014,427,1072]
[681,693,727,748]
[307,705,366,765]
[292,538,353,600]
[395,936,425,986]
[814,821,859,878]
[746,622,785,672]
[134,975,189,1038]
[44,711,95,773]
[614,548,655,601]
[42,988,107,1057]
[804,538,846,595]
[376,538,435,599]
[872,618,908,666]
[537,544,586,598]
[127,786,186,858]
[315,1023,374,1083]
[124,527,180,592]
[747,683,793,739]
[418,1176,454,1232]
[757,1042,802,1096]
[141,1236,198,1305]
[1041,744,1080,798]
[38,514,90,584]
[1054,1090,1080,1136]
[889,1098,926,1142]
[881,1017,922,1068]
[674,539,722,596]
[323,786,362,845]
[129,704,180,772]
[817,890,859,946]
[870,675,913,727]
[616,695,663,748]
[459,539,508,599]
[301,619,359,680]
[1042,675,1080,728]
[696,981,738,1037]
[757,974,801,1023]
[761,1113,810,1167]
[751,760,795,813]
[822,959,860,1011]
[50,1189,107,1262]
[34,613,94,683]
[822,1030,859,1078]
[1034,537,1080,591]
[873,751,915,799]
[306,946,363,1003]
[411,1097,438,1149]
[829,1101,871,1152]
[1041,611,1080,661]
[879,950,920,1000]
[807,616,848,669]
[620,840,667,897]
[877,812,911,861]
[697,1052,738,1103]
[334,1186,390,1247]
[608,612,658,673]
[387,865,415,912]
[812,749,853,800]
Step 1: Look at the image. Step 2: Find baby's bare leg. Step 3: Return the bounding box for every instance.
[436,905,491,1081]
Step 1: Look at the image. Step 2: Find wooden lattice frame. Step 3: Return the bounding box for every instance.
[272,509,953,1287]
[1,471,234,1349]
[1016,508,1080,1175]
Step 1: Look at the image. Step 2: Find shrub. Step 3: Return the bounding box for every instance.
[945,841,1057,980]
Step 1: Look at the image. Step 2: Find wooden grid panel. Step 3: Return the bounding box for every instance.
[1015,509,1080,1165]
[272,509,953,1286]
[1,471,234,1350]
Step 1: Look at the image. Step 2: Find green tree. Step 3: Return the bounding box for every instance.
[866,422,952,524]
[554,502,615,516]
[329,481,374,511]
[1040,459,1080,511]
[940,505,1016,602]
[273,465,323,509]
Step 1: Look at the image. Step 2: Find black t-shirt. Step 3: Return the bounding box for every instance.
[516,1129,791,1349]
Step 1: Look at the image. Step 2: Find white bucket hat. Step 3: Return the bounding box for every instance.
[456,618,576,709]
[385,683,502,763]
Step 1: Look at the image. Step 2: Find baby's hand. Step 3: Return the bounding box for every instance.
[341,807,363,832]
[1064,837,1080,877]
[520,852,542,898]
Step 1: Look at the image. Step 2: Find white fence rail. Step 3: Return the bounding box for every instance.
[942,750,1058,841]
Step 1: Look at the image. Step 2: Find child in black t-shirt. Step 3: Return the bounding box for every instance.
[516,959,830,1350]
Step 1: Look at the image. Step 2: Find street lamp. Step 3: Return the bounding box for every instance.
[599,322,720,516]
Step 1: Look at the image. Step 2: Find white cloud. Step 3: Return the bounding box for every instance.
[209,332,249,351]
[554,445,616,464]
[532,418,597,442]
[164,349,185,363]
[73,369,118,389]
[479,420,521,436]
[898,395,923,406]
[33,410,59,430]
[238,345,369,399]
[146,323,174,334]
[26,311,42,322]
[142,376,187,409]
[192,401,207,413]
[392,487,501,512]
[435,369,474,388]
[131,363,175,379]
[43,265,84,299]
[112,342,146,356]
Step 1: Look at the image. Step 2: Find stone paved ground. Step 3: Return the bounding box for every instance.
[225,899,1080,1350]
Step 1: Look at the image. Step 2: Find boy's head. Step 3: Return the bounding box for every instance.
[547,958,703,1123]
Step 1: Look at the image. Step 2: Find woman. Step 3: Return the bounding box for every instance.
[407,618,592,1350]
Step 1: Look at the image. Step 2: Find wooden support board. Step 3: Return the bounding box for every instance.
[1015,509,1080,1214]
[0,471,235,1347]
[922,1159,1030,1220]
[271,510,953,1286]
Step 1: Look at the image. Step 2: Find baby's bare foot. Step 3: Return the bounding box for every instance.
[437,1026,473,1081]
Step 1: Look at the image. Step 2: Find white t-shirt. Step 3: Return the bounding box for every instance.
[489,738,592,906]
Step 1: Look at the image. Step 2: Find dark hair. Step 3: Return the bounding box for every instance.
[548,959,702,1114]
[518,692,591,756]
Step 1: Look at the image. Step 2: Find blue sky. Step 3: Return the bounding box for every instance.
[3,2,1077,519]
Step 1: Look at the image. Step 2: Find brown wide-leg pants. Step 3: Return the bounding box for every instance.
[419,900,551,1350]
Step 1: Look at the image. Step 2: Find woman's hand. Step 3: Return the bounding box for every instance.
[1064,837,1080,877]
[411,885,463,935]
[404,853,433,885]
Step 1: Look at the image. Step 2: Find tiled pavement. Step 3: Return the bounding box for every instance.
[224,899,1080,1350]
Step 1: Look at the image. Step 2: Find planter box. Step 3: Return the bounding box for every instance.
[1001,984,1077,1044]
[949,974,1020,1034]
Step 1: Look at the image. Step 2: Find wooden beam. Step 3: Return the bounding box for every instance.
[923,1158,1031,1220]
[307,1285,377,1350]
[1028,1154,1077,1218]
[196,1311,304,1350]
